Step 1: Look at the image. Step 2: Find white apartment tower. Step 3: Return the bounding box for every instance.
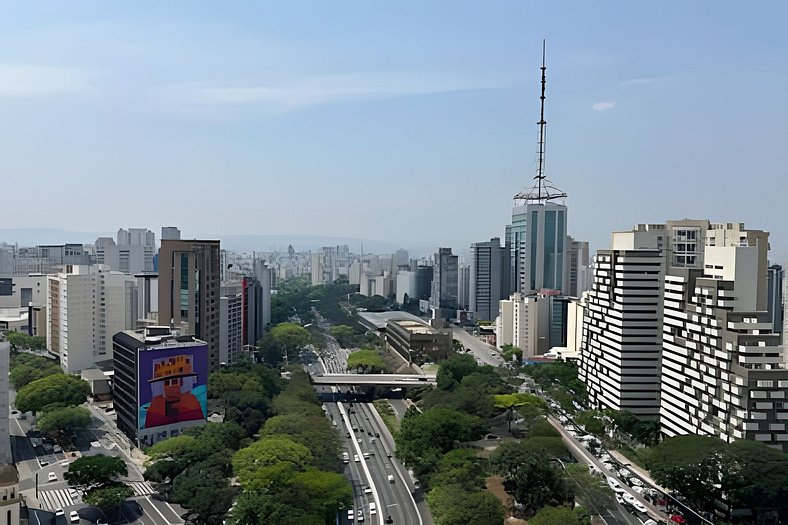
[47,265,137,373]
[579,249,665,417]
[496,292,550,358]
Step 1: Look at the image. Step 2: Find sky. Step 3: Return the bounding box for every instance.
[1,1,787,262]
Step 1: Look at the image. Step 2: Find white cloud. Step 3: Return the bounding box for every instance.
[0,64,92,98]
[174,71,507,112]
[619,77,661,87]
[592,101,616,111]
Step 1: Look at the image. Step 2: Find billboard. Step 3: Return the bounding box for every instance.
[137,343,208,431]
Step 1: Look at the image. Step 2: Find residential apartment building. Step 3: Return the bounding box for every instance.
[579,249,665,418]
[469,237,510,321]
[95,228,156,275]
[430,248,458,313]
[458,264,470,311]
[496,292,550,359]
[220,282,243,365]
[47,265,137,373]
[0,337,10,464]
[158,239,221,372]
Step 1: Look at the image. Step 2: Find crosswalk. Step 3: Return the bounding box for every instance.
[38,482,155,511]
[129,481,156,497]
[39,488,78,511]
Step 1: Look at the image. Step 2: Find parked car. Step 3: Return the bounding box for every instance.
[69,510,80,523]
[48,472,57,482]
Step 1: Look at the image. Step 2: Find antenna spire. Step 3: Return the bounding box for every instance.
[514,39,567,205]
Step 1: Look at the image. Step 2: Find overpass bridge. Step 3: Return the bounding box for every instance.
[311,373,437,387]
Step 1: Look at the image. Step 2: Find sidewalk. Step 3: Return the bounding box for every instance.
[608,450,669,493]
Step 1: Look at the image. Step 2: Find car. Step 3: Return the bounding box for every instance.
[11,410,18,415]
[39,460,49,467]
[346,432,351,438]
[357,438,362,443]
[369,502,377,515]
[632,500,647,513]
[357,510,364,522]
[354,454,360,463]
[486,434,498,440]
[347,509,355,521]
[387,474,394,483]
[55,509,65,517]
[97,520,108,525]
[363,486,372,494]
[48,472,57,482]
[53,445,63,453]
[606,477,621,491]
[375,432,380,438]
[69,510,80,523]
[362,452,370,459]
[385,516,393,524]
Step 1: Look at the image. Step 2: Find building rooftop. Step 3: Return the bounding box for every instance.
[391,320,446,335]
[0,464,18,485]
[357,311,428,330]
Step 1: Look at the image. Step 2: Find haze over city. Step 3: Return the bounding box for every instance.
[2,1,787,261]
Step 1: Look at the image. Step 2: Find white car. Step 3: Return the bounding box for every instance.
[362,452,370,459]
[347,509,355,521]
[623,493,637,505]
[632,500,647,513]
[357,510,364,522]
[70,510,80,523]
[607,477,622,492]
[354,454,360,463]
[48,472,57,482]
[363,486,372,494]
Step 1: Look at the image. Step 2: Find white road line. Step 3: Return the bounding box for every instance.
[142,496,172,524]
[338,402,384,525]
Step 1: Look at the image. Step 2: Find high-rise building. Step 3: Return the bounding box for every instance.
[10,244,92,275]
[469,237,511,321]
[767,264,784,335]
[0,336,11,464]
[47,265,137,373]
[579,249,665,418]
[241,276,270,350]
[158,239,221,371]
[661,264,787,451]
[396,270,417,305]
[95,228,156,275]
[161,226,181,241]
[415,266,433,301]
[220,282,243,365]
[457,264,470,311]
[430,248,458,312]
[113,327,208,446]
[566,237,591,297]
[496,292,550,358]
[394,249,410,269]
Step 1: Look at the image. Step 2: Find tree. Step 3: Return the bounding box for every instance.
[232,436,313,486]
[260,414,342,472]
[529,505,582,525]
[428,448,487,491]
[436,354,479,390]
[9,353,62,390]
[494,392,547,432]
[346,348,386,374]
[575,411,607,437]
[170,454,236,524]
[329,325,356,348]
[726,440,788,519]
[258,322,312,366]
[564,463,614,512]
[38,406,91,446]
[428,484,506,525]
[489,440,573,517]
[500,344,523,364]
[65,454,127,489]
[645,435,734,513]
[84,483,134,513]
[15,374,91,414]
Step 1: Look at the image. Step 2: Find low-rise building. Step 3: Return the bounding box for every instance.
[386,320,452,365]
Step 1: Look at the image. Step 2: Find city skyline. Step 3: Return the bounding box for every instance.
[2,2,788,262]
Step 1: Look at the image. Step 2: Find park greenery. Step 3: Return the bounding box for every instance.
[84,484,134,514]
[329,324,356,348]
[645,435,788,520]
[522,361,587,413]
[574,409,661,447]
[66,454,127,490]
[38,406,92,446]
[258,322,313,366]
[499,344,523,364]
[3,331,46,351]
[14,373,91,414]
[346,348,385,373]
[9,352,62,390]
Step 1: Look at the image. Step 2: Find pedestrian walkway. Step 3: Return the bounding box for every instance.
[38,488,78,510]
[128,480,156,497]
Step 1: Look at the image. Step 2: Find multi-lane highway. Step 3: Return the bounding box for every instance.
[313,374,437,387]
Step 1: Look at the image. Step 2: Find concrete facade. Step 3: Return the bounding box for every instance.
[386,320,452,365]
[495,292,550,358]
[158,239,221,372]
[469,237,510,322]
[430,248,458,311]
[220,282,243,365]
[47,265,137,373]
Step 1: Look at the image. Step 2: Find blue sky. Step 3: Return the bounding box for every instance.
[1,1,787,261]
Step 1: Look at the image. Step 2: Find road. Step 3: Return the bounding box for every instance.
[313,374,437,386]
[451,328,505,367]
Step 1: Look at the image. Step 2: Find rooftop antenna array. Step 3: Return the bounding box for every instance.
[514,40,567,205]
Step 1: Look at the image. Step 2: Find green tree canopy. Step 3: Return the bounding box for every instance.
[84,483,134,513]
[493,392,547,410]
[232,436,313,486]
[436,354,481,390]
[500,344,523,364]
[260,414,341,472]
[4,331,46,351]
[645,435,734,513]
[38,406,91,446]
[428,484,506,525]
[489,439,573,517]
[9,353,62,390]
[329,325,357,348]
[564,463,614,513]
[65,454,127,489]
[258,322,313,366]
[529,505,582,525]
[726,440,788,519]
[15,373,91,414]
[427,448,488,491]
[346,348,386,374]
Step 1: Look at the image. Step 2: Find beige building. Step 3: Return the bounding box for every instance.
[47,265,136,373]
[386,320,452,365]
[495,292,550,359]
[158,240,221,371]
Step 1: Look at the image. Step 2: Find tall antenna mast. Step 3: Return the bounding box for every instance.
[536,39,547,201]
[514,39,567,205]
